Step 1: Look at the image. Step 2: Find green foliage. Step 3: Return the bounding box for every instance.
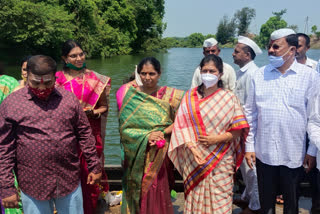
[312,25,318,34]
[234,7,256,36]
[205,34,216,39]
[128,0,166,52]
[0,0,166,59]
[311,25,320,40]
[162,33,216,48]
[288,25,298,32]
[186,33,205,47]
[272,9,287,18]
[216,15,236,45]
[258,10,287,48]
[0,0,74,57]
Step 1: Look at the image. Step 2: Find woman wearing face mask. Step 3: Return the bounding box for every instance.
[55,40,110,214]
[117,57,184,214]
[168,54,249,214]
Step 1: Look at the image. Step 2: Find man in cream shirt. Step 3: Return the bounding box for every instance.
[190,38,236,90]
[232,36,262,214]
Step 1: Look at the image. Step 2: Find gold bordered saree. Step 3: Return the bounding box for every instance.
[119,86,184,214]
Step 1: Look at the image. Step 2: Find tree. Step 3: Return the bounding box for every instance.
[288,25,298,32]
[258,10,287,47]
[186,33,205,47]
[0,0,75,58]
[234,7,256,36]
[205,34,216,39]
[0,0,167,59]
[216,15,236,44]
[128,0,166,52]
[311,25,318,34]
[272,9,287,18]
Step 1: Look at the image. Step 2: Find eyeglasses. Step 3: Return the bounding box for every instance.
[68,52,86,59]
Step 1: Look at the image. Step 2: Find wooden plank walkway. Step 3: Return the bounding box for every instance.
[96,193,311,214]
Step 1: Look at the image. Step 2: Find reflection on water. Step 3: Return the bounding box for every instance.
[5,48,320,164]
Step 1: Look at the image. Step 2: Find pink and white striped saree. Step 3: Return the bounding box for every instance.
[169,88,249,214]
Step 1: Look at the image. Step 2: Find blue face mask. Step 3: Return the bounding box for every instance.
[268,48,291,68]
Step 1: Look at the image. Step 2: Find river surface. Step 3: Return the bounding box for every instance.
[5,48,320,164]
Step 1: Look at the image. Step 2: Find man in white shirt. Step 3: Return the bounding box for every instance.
[296,32,320,213]
[232,36,262,214]
[190,38,236,90]
[307,83,320,214]
[296,33,318,69]
[244,28,317,214]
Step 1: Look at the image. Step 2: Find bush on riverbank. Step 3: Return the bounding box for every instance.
[0,0,166,61]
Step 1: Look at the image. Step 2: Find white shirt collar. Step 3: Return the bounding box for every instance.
[267,59,300,74]
[239,60,254,72]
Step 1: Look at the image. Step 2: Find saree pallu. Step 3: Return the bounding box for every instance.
[55,70,110,214]
[0,75,19,104]
[0,76,22,214]
[168,88,249,214]
[119,86,179,214]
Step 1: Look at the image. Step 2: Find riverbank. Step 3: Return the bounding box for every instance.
[311,35,320,49]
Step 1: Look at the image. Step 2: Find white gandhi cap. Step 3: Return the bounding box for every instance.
[203,38,218,47]
[270,28,296,40]
[238,36,262,55]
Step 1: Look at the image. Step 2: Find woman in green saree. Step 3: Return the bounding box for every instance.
[117,57,184,214]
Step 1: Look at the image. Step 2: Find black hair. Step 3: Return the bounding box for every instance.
[242,45,256,60]
[21,55,32,67]
[61,39,84,70]
[197,54,224,98]
[123,72,136,84]
[137,57,161,74]
[297,33,310,47]
[0,62,4,75]
[27,55,57,75]
[286,34,298,48]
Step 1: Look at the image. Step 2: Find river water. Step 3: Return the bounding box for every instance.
[5,48,320,164]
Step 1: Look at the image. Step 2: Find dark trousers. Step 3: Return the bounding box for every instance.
[256,159,302,214]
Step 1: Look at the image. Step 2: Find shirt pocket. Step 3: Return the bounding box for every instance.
[287,88,306,109]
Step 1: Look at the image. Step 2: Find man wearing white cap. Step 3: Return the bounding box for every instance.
[244,28,318,214]
[232,36,262,214]
[190,38,236,91]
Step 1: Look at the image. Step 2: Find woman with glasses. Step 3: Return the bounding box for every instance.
[55,40,110,214]
[169,54,249,213]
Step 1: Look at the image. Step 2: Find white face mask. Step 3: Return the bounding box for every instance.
[201,73,219,88]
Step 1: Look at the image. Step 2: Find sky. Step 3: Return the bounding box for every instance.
[163,0,320,37]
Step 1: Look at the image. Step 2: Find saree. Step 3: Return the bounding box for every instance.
[55,70,110,214]
[0,75,19,103]
[0,76,22,214]
[168,88,249,214]
[118,86,184,214]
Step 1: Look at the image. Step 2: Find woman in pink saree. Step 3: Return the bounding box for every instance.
[169,55,249,213]
[55,40,110,214]
[116,57,184,214]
